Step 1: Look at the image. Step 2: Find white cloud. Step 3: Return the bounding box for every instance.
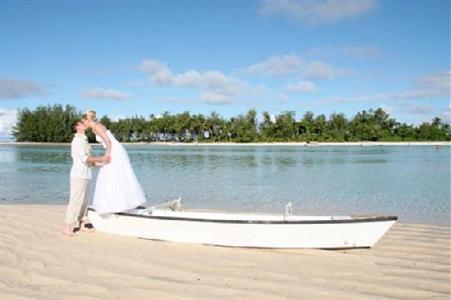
[80,88,130,100]
[270,114,277,123]
[440,105,451,123]
[380,105,393,114]
[258,0,377,26]
[285,81,317,93]
[0,108,17,139]
[319,70,450,105]
[278,94,289,103]
[320,91,440,105]
[304,61,334,80]
[139,60,174,85]
[199,92,236,104]
[415,70,450,95]
[245,54,303,77]
[245,54,340,81]
[139,59,261,105]
[403,105,434,115]
[0,79,44,100]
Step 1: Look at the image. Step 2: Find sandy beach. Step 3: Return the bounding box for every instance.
[0,205,449,300]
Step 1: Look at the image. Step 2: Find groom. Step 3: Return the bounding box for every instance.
[63,120,111,237]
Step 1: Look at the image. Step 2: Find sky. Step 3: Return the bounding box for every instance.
[0,0,449,139]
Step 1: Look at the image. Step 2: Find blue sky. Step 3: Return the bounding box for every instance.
[0,0,449,138]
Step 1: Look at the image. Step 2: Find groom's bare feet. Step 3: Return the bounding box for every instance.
[62,225,75,237]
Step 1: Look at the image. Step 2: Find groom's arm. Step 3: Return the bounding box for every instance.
[73,139,110,166]
[86,155,110,164]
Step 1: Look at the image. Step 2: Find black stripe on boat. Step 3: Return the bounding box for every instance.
[87,207,398,224]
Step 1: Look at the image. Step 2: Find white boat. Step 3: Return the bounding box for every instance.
[87,200,397,249]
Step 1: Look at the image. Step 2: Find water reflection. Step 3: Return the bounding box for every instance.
[17,147,70,164]
[0,147,16,163]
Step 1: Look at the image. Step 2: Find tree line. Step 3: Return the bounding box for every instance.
[12,104,450,143]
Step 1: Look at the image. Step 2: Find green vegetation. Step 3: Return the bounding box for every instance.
[12,104,450,143]
[13,104,81,143]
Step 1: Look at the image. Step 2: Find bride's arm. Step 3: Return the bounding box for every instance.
[93,123,112,155]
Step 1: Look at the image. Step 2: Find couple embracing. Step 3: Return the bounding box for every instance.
[63,111,146,236]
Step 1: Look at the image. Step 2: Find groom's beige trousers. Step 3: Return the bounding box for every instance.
[65,178,90,226]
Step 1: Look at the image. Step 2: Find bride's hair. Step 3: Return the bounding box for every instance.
[82,110,97,122]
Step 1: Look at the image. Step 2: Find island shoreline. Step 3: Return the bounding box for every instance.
[1,141,450,146]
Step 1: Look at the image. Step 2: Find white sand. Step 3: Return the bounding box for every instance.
[0,205,450,300]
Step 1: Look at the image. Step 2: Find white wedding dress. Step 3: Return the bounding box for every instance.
[93,130,146,214]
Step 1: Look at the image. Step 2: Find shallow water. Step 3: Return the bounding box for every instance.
[0,144,449,225]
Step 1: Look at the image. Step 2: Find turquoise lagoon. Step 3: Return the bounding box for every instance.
[0,144,449,225]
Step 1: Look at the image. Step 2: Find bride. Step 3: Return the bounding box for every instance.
[81,111,146,214]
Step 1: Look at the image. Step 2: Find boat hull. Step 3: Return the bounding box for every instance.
[88,208,397,249]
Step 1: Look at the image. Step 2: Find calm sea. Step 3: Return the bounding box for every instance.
[0,144,449,225]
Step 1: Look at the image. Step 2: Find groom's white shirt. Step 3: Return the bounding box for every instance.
[70,133,92,179]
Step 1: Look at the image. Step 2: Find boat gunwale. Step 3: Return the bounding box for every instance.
[88,208,398,224]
